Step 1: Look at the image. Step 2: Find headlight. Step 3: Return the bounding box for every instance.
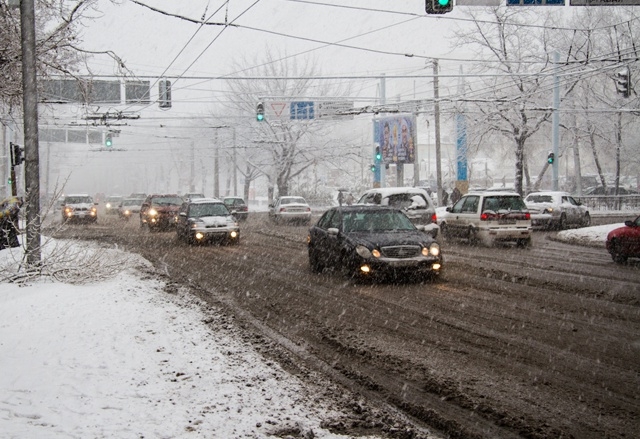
[124,210,131,215]
[423,243,440,257]
[148,208,158,216]
[106,203,112,209]
[544,208,553,214]
[356,245,373,258]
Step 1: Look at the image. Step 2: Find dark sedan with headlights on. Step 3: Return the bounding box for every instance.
[307,205,443,282]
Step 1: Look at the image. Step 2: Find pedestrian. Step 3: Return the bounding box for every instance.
[451,187,462,205]
[345,193,355,206]
[337,190,344,206]
[440,190,449,207]
[0,197,21,250]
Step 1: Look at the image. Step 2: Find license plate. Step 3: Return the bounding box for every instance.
[498,219,516,225]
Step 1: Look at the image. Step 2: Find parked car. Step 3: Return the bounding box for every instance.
[223,196,249,221]
[606,216,640,263]
[139,194,183,231]
[584,186,638,196]
[104,195,123,215]
[439,191,532,247]
[356,187,439,238]
[61,194,98,223]
[269,196,312,224]
[129,192,147,199]
[176,198,239,245]
[117,198,145,221]
[524,191,590,229]
[307,205,442,281]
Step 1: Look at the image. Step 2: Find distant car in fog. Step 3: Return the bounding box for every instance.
[223,196,249,221]
[104,196,123,215]
[61,194,98,223]
[269,196,312,224]
[117,198,145,221]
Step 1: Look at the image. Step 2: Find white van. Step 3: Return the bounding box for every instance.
[356,187,439,238]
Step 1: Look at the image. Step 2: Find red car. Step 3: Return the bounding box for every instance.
[606,216,640,263]
[139,194,183,231]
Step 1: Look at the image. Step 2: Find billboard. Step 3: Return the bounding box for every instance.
[374,115,417,165]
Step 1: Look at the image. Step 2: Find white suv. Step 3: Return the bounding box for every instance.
[356,187,439,238]
[439,191,532,247]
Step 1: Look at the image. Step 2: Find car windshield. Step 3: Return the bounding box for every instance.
[343,210,415,233]
[65,196,92,204]
[281,197,306,205]
[189,203,229,218]
[152,197,183,206]
[483,196,527,212]
[122,199,142,206]
[526,195,553,203]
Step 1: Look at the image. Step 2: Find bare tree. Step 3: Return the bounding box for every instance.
[223,48,352,199]
[453,7,562,195]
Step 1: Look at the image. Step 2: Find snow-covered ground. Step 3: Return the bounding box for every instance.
[0,240,386,439]
[0,222,628,438]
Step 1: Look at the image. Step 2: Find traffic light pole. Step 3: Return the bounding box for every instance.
[552,51,560,191]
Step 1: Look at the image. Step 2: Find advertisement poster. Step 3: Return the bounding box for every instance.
[374,115,416,165]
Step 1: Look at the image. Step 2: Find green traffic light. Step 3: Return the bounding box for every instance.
[438,0,450,5]
[257,113,264,122]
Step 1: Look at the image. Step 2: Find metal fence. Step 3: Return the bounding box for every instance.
[577,195,640,212]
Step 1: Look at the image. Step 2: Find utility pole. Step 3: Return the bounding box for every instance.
[21,0,42,266]
[433,59,443,205]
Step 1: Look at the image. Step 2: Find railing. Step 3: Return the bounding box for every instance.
[576,195,640,211]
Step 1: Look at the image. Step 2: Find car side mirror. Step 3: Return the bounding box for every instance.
[179,212,187,217]
[625,220,634,227]
[446,206,452,212]
[327,227,339,236]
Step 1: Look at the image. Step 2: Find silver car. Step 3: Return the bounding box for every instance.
[524,191,590,230]
[269,196,312,224]
[176,198,239,245]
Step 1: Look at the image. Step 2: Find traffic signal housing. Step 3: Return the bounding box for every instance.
[11,142,24,166]
[547,152,555,164]
[159,79,172,108]
[426,0,453,14]
[614,67,631,98]
[370,164,377,172]
[375,146,382,161]
[256,102,265,121]
[105,133,113,147]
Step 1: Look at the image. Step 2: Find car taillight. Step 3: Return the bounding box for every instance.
[431,213,437,223]
[525,212,531,220]
[481,212,499,221]
[280,207,286,212]
[306,207,311,212]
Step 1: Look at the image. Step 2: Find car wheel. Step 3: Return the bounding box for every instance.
[440,222,451,240]
[308,248,325,273]
[558,213,567,230]
[516,237,532,248]
[467,227,479,245]
[609,239,628,264]
[582,213,591,227]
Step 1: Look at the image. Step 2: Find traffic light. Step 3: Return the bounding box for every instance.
[11,142,24,166]
[615,67,631,98]
[256,102,265,121]
[159,79,172,108]
[105,133,113,147]
[547,152,555,164]
[426,0,453,14]
[375,146,382,161]
[370,164,377,172]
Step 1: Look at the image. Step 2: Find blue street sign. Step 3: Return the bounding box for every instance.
[506,0,564,4]
[290,101,315,120]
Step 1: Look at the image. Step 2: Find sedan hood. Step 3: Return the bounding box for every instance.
[197,215,234,226]
[347,230,432,248]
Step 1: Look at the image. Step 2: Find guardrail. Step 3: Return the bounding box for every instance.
[577,195,640,211]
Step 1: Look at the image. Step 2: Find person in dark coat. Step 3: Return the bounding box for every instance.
[0,197,22,250]
[451,187,462,205]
